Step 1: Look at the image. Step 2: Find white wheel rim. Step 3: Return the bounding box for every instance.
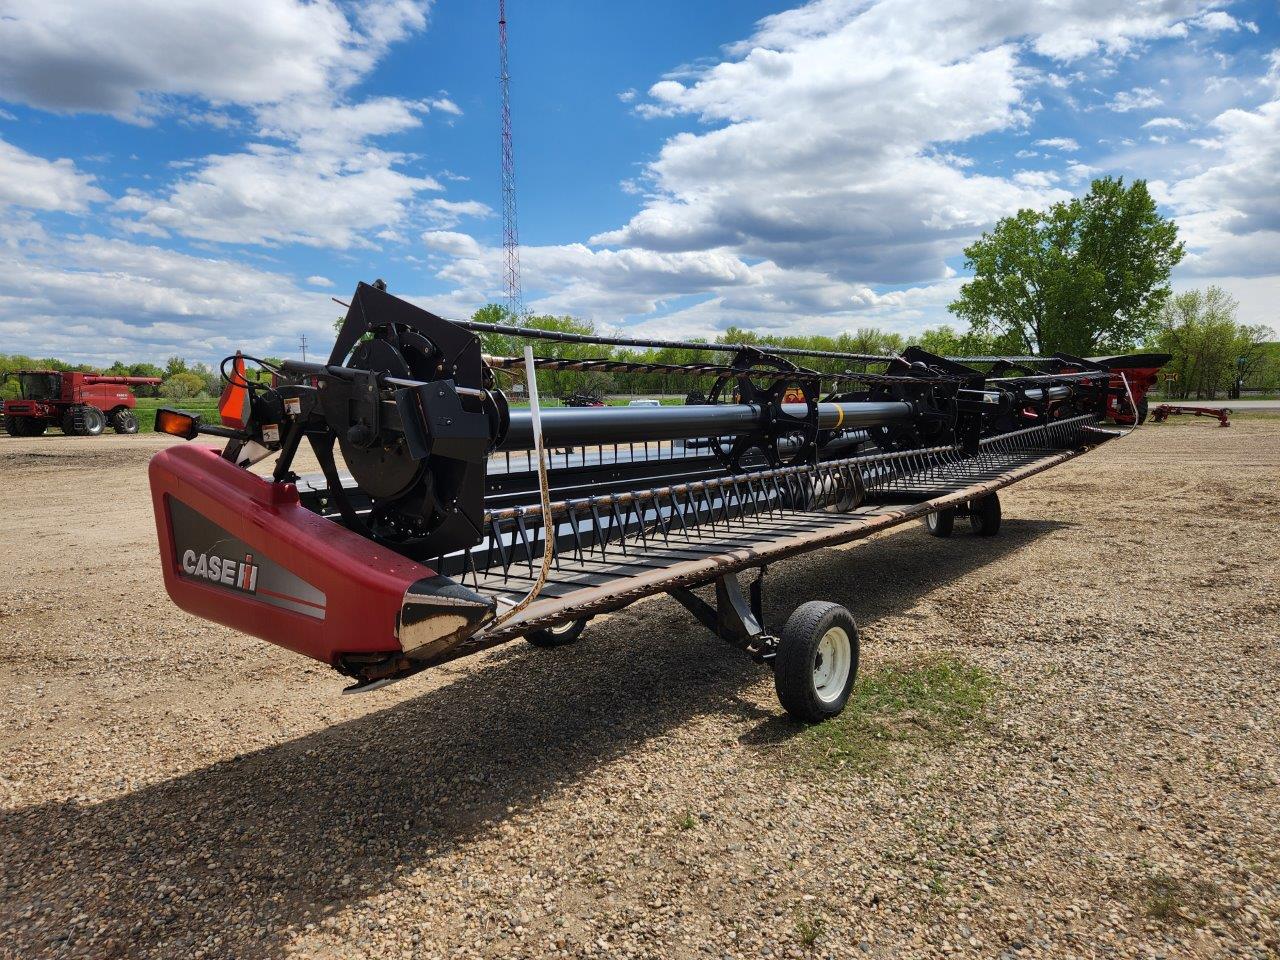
[812,626,852,704]
[548,620,576,635]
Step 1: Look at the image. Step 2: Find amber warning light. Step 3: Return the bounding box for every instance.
[155,408,202,440]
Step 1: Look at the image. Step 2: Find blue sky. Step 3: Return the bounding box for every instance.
[1,0,1277,366]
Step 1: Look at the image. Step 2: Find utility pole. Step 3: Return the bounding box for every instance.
[499,0,524,319]
[299,334,308,362]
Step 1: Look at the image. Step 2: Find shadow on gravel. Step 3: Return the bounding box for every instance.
[0,518,1063,958]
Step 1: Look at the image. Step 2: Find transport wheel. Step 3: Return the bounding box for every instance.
[969,493,1001,536]
[112,409,139,434]
[924,508,955,538]
[525,617,589,648]
[774,601,859,724]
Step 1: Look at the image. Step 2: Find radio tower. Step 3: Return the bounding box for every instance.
[498,0,524,318]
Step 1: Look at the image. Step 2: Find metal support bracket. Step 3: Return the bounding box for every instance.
[669,567,778,664]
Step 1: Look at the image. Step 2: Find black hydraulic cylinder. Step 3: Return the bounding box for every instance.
[500,401,913,450]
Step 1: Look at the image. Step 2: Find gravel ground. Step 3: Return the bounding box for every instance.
[1,419,1277,960]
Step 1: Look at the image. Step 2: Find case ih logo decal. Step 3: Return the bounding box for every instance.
[181,549,259,593]
[168,498,326,620]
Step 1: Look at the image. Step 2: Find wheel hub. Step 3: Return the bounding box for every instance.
[812,626,852,704]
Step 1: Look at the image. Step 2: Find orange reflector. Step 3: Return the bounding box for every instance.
[155,408,201,440]
[219,352,250,429]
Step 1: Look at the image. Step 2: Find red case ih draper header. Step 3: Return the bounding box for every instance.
[147,282,1166,723]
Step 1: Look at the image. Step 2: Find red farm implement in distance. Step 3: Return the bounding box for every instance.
[1151,404,1232,427]
[3,371,162,437]
[148,282,1157,724]
[948,352,1171,426]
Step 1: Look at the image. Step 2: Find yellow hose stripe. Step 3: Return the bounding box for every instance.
[834,405,845,429]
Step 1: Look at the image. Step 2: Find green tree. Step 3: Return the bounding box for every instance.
[160,371,208,401]
[471,305,616,399]
[916,324,1026,358]
[950,177,1184,355]
[128,362,165,397]
[1147,286,1274,400]
[189,362,220,396]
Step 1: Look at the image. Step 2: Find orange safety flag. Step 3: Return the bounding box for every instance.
[218,352,251,429]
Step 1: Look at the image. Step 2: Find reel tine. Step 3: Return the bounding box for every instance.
[608,495,629,555]
[672,488,691,538]
[514,510,534,574]
[629,495,648,547]
[589,502,608,559]
[567,504,585,562]
[489,515,511,577]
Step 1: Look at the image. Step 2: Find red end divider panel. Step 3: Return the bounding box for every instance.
[149,444,436,665]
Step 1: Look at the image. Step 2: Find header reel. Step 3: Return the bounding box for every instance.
[171,283,1123,576]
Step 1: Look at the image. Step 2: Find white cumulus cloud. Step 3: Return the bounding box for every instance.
[0,0,429,122]
[1165,97,1280,278]
[1108,86,1164,112]
[115,145,442,248]
[0,233,334,363]
[1143,116,1189,130]
[0,138,108,212]
[1034,137,1080,151]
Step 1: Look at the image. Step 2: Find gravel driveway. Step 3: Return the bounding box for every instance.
[1,418,1277,959]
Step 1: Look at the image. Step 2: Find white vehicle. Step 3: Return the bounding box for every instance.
[627,398,661,407]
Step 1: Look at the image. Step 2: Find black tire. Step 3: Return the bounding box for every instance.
[63,406,105,436]
[111,409,139,434]
[525,617,589,648]
[1136,396,1149,425]
[924,508,955,538]
[82,407,106,436]
[968,493,1001,536]
[774,601,859,723]
[4,415,45,437]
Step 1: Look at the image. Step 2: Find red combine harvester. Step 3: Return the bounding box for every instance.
[2,370,162,437]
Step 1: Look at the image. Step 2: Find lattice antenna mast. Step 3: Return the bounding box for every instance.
[498,0,524,318]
